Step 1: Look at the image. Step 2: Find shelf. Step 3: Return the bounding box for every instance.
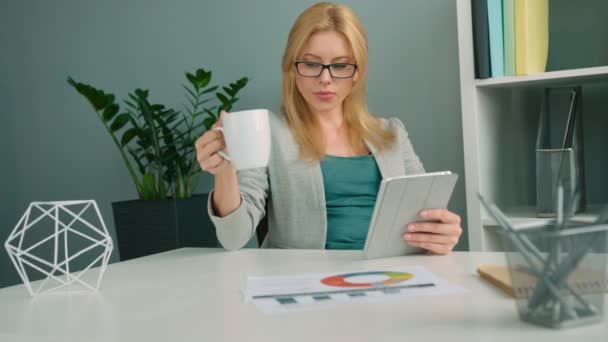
[475,66,608,89]
[482,205,604,230]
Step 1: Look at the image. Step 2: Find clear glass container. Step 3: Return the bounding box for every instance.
[500,223,607,328]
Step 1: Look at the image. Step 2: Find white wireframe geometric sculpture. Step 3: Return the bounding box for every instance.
[4,200,113,296]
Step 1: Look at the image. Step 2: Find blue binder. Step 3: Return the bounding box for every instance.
[487,0,505,77]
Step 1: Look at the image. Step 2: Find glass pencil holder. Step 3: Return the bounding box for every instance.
[535,86,585,217]
[499,223,608,329]
[536,148,584,217]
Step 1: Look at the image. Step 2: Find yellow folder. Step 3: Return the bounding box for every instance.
[514,0,549,75]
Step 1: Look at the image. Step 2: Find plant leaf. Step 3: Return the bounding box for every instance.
[125,97,138,109]
[121,128,138,146]
[200,85,218,95]
[135,88,149,99]
[110,113,130,132]
[203,117,216,130]
[102,104,120,122]
[203,108,217,121]
[67,77,115,111]
[182,84,198,100]
[186,97,197,110]
[237,77,249,87]
[93,90,110,110]
[222,86,235,97]
[105,94,115,106]
[151,104,165,112]
[186,73,197,88]
[216,93,229,106]
[195,69,212,88]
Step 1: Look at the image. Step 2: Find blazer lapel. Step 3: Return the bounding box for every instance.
[365,138,405,179]
[365,139,390,179]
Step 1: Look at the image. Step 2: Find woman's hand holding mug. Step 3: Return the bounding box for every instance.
[195,110,233,175]
[196,109,271,217]
[196,109,271,174]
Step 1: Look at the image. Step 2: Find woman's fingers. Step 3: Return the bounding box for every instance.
[403,231,459,246]
[198,139,226,162]
[200,153,225,171]
[195,129,223,151]
[206,159,229,174]
[407,221,462,237]
[403,209,463,255]
[420,208,461,225]
[195,127,229,174]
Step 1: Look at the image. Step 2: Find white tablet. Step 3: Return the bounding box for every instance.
[363,171,458,259]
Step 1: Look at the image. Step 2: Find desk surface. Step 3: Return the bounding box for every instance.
[0,248,606,341]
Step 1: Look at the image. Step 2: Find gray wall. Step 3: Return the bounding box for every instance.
[0,0,467,288]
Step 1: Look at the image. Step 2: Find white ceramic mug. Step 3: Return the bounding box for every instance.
[213,109,271,170]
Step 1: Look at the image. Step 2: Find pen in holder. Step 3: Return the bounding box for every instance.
[478,191,608,329]
[536,86,585,217]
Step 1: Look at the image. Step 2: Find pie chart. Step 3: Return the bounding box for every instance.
[320,271,413,288]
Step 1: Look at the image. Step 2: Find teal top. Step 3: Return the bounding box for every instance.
[320,154,382,250]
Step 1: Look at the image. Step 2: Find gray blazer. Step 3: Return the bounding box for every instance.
[207,111,425,251]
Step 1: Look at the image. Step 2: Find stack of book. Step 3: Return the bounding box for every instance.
[472,0,549,79]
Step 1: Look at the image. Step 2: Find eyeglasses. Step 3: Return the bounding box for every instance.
[294,61,358,79]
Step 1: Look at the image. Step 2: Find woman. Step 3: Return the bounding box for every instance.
[195,2,462,254]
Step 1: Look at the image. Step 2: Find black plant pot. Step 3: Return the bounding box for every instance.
[112,193,219,261]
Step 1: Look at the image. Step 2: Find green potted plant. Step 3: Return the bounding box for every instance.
[68,68,248,260]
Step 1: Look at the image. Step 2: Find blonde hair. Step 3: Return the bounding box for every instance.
[281,2,396,161]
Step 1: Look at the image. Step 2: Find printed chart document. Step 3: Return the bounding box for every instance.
[243,266,466,314]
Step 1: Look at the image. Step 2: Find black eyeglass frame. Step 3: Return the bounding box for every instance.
[294,61,358,79]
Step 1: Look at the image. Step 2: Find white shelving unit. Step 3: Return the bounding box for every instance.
[476,66,608,88]
[455,0,607,251]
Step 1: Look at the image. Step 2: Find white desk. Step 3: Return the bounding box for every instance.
[0,248,606,341]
